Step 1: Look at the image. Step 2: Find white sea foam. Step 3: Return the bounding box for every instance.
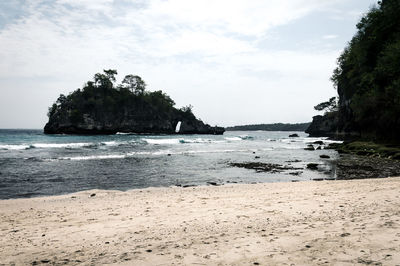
[225,137,242,141]
[30,142,94,149]
[61,154,127,161]
[0,144,30,150]
[100,141,119,146]
[116,132,137,135]
[144,138,182,145]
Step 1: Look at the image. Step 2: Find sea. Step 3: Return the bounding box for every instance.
[0,129,342,199]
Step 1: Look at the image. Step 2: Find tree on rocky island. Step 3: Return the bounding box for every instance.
[44,70,225,135]
[121,74,146,95]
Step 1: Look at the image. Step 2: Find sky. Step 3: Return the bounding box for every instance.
[0,0,378,129]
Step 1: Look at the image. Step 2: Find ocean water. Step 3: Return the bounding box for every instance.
[0,129,341,199]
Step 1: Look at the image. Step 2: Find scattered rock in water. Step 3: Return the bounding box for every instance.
[289,134,299,137]
[207,182,220,186]
[286,159,302,163]
[252,151,256,154]
[313,141,324,145]
[229,162,302,173]
[291,180,300,182]
[289,171,302,176]
[307,163,319,170]
[312,178,324,181]
[320,155,330,159]
[167,154,171,156]
[316,146,322,150]
[255,156,260,159]
[304,145,315,151]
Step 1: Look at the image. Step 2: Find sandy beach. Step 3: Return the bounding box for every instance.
[1,178,400,265]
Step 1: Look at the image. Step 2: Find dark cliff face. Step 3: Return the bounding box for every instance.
[44,71,224,135]
[305,111,362,140]
[44,110,224,135]
[305,114,338,138]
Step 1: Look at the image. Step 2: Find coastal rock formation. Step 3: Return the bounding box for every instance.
[305,113,338,138]
[44,70,224,135]
[309,1,400,142]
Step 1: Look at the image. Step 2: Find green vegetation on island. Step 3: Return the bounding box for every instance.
[44,70,224,135]
[226,123,311,132]
[307,0,400,142]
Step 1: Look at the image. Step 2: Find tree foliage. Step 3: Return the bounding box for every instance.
[329,0,400,140]
[314,97,338,113]
[47,70,193,125]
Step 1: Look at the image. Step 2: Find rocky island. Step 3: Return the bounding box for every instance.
[44,70,224,135]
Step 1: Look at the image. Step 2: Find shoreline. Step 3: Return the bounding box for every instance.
[1,177,400,265]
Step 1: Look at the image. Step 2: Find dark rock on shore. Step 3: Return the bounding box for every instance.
[289,134,299,137]
[229,162,302,173]
[331,154,400,180]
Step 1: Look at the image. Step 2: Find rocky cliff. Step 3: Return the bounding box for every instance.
[305,113,338,138]
[44,70,224,135]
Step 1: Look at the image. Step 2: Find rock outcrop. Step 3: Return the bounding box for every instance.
[44,70,224,135]
[305,113,338,138]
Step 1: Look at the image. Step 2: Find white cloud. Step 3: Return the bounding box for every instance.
[323,34,339,39]
[0,0,353,128]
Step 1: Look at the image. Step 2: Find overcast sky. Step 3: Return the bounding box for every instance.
[0,0,377,129]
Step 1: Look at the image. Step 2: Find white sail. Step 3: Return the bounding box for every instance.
[175,121,182,133]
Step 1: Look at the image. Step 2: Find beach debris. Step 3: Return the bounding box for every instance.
[320,155,330,159]
[145,249,152,253]
[307,163,319,170]
[89,193,96,197]
[229,162,302,173]
[340,233,351,237]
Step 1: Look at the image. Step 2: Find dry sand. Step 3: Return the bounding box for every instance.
[1,177,400,265]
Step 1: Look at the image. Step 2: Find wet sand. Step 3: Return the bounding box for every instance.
[1,177,400,265]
